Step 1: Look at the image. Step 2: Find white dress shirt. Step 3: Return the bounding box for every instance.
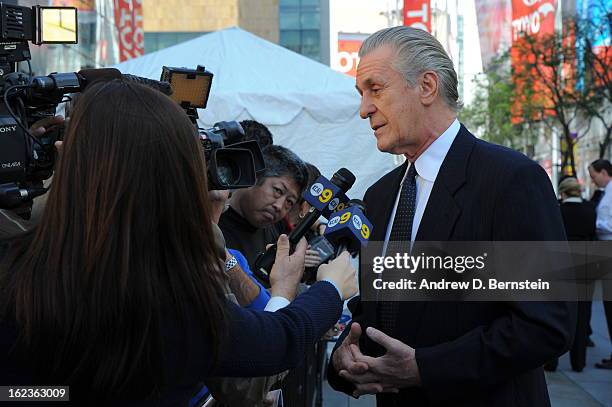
[382,119,460,255]
[596,180,612,241]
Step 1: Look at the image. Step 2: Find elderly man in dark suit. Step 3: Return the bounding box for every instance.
[327,26,576,406]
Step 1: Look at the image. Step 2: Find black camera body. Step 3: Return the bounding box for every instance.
[0,4,77,215]
[200,121,265,190]
[161,65,265,190]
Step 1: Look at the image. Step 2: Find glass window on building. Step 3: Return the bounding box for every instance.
[144,32,207,54]
[301,29,320,60]
[279,0,321,61]
[280,30,302,54]
[300,10,320,30]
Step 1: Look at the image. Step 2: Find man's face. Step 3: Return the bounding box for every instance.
[240,176,300,228]
[356,45,422,154]
[589,166,609,188]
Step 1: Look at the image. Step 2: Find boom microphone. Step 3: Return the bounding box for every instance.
[253,168,356,285]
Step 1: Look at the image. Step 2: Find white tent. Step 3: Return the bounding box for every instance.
[114,27,397,199]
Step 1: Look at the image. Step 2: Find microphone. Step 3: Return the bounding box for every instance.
[252,168,356,285]
[77,68,123,87]
[324,199,373,258]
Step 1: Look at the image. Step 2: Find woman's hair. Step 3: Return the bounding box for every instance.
[1,80,228,397]
[558,177,581,198]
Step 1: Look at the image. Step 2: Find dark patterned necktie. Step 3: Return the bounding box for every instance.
[378,163,418,333]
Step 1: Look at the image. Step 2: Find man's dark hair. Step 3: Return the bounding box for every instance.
[258,145,308,194]
[240,120,273,148]
[590,159,612,176]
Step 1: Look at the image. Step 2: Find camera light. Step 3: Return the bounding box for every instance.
[37,7,77,44]
[160,65,213,109]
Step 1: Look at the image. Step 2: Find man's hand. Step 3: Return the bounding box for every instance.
[339,326,421,397]
[29,115,65,137]
[332,322,369,381]
[304,248,322,268]
[316,252,357,300]
[30,115,65,152]
[269,234,307,300]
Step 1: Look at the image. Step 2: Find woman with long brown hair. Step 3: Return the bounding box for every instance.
[0,79,356,405]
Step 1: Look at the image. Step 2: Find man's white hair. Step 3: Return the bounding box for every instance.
[359,26,462,111]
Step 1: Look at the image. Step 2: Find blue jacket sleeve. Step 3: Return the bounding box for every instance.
[228,249,270,311]
[210,281,342,378]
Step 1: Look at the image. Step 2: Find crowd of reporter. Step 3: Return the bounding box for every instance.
[0,79,356,406]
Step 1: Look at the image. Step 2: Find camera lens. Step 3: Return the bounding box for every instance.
[216,156,239,186]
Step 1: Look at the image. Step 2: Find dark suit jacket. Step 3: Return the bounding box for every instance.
[560,201,596,241]
[328,125,576,407]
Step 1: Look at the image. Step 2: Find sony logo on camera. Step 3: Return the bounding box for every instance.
[1,161,21,169]
[0,125,17,133]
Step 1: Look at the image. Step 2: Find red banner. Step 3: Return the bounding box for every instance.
[114,0,144,62]
[337,38,364,77]
[403,0,431,33]
[511,0,556,42]
[510,0,557,123]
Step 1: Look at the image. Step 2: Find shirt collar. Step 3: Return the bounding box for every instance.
[562,197,582,203]
[412,119,460,182]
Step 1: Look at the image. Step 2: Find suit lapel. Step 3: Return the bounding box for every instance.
[399,126,476,345]
[416,125,474,241]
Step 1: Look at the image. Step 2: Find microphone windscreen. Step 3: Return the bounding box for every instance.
[122,74,173,96]
[331,168,356,192]
[77,68,122,87]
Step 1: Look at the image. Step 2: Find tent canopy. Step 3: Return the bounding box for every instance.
[114,27,358,125]
[113,27,398,200]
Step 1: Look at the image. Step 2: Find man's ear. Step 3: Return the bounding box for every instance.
[419,71,439,106]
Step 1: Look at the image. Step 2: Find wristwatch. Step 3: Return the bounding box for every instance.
[224,255,238,272]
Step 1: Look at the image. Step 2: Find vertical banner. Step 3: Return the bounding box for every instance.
[114,0,144,61]
[474,0,512,69]
[510,0,557,123]
[578,0,611,89]
[403,0,431,33]
[97,0,120,66]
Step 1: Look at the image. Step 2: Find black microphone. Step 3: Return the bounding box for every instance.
[289,168,355,245]
[77,68,123,87]
[253,168,356,285]
[324,199,372,258]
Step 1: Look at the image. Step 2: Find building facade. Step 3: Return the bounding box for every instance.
[143,0,279,53]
